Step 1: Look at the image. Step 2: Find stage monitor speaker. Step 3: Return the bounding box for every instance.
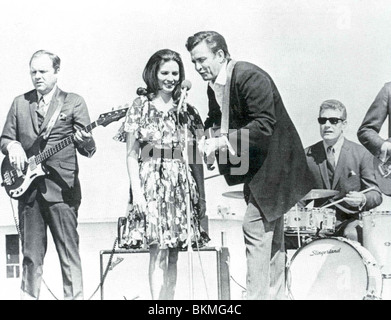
[99,246,230,300]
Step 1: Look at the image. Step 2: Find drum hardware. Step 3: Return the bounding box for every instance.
[314,222,324,238]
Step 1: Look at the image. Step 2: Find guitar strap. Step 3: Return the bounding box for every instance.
[216,59,245,186]
[220,59,237,135]
[42,91,67,140]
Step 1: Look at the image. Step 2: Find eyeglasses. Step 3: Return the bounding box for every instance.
[317,117,345,125]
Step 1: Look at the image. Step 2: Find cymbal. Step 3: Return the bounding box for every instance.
[301,189,339,201]
[222,191,244,199]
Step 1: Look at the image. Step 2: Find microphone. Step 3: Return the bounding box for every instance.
[181,80,192,91]
[136,87,148,96]
[178,80,192,111]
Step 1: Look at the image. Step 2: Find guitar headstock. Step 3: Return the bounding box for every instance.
[97,105,129,127]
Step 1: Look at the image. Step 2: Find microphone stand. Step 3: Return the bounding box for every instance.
[178,84,194,300]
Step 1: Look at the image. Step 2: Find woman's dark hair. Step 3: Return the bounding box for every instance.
[141,49,185,101]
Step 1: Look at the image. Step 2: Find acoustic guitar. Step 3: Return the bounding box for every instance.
[204,125,249,186]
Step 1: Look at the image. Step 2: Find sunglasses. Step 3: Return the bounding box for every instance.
[317,117,345,125]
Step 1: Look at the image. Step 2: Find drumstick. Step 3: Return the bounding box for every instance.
[320,186,376,209]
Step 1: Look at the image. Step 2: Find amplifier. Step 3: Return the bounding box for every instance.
[99,246,230,300]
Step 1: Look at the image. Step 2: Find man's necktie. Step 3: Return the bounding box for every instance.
[327,146,335,185]
[36,96,45,129]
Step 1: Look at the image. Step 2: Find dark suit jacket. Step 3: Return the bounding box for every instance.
[305,138,382,217]
[0,87,96,203]
[357,82,391,158]
[205,61,314,222]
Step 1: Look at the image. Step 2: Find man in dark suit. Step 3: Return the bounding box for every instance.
[357,82,391,183]
[0,50,96,300]
[304,99,382,243]
[185,31,314,300]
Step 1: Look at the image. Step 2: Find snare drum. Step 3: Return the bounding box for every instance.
[362,211,391,277]
[284,207,336,235]
[284,207,316,234]
[286,237,383,300]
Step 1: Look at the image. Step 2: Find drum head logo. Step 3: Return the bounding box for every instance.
[310,247,341,256]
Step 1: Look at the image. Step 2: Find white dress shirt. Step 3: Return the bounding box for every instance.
[37,84,57,116]
[208,61,228,109]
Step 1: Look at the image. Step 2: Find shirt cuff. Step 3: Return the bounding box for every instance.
[6,141,21,153]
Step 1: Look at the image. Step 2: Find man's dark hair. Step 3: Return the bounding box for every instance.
[30,50,61,72]
[185,31,230,59]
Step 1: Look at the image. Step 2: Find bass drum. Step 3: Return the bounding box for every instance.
[286,237,383,300]
[362,211,391,277]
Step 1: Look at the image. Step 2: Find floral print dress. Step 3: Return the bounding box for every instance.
[114,96,209,249]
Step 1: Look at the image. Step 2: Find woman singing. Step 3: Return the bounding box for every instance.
[114,49,209,300]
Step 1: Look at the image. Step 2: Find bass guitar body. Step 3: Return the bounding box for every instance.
[1,141,47,199]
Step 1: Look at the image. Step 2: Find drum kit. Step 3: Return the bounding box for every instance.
[222,187,391,300]
[284,189,391,300]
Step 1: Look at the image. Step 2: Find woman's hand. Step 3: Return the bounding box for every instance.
[132,190,147,218]
[197,198,206,220]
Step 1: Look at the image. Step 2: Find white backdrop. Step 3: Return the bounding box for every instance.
[1,0,391,225]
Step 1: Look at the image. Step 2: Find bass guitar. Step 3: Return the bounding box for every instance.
[1,107,128,199]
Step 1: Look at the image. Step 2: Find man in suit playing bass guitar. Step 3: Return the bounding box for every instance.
[0,50,96,300]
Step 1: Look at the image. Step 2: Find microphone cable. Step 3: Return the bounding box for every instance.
[193,224,210,300]
[86,236,118,300]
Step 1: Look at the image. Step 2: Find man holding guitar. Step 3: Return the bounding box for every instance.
[186,31,314,300]
[358,82,391,196]
[0,50,95,300]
